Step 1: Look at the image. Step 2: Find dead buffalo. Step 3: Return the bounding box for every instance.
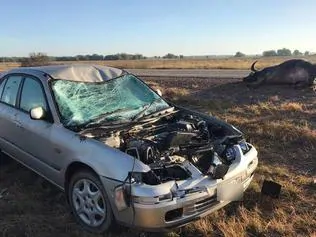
[243,59,316,88]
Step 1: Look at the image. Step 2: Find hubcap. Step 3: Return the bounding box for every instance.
[72,179,106,227]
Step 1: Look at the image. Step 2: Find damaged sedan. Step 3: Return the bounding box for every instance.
[0,65,258,233]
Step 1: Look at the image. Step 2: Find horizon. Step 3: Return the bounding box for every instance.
[0,51,314,59]
[1,0,315,57]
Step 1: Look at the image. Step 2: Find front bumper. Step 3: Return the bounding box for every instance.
[101,144,258,231]
[129,173,254,231]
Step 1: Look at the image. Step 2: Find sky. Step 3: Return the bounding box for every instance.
[0,0,315,57]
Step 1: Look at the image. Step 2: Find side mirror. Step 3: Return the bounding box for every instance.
[155,89,162,97]
[30,107,46,120]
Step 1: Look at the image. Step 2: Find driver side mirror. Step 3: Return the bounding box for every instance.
[155,89,162,97]
[30,107,46,120]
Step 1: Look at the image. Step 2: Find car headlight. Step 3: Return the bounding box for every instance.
[133,192,172,205]
[129,171,161,185]
[239,141,250,154]
[224,146,236,162]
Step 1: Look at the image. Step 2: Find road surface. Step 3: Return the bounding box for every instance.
[0,68,250,79]
[127,69,249,79]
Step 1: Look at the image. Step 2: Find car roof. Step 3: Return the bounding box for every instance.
[3,64,125,82]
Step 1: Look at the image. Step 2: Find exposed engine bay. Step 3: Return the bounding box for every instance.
[82,109,250,184]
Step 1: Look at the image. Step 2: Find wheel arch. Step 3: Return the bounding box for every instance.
[64,161,99,200]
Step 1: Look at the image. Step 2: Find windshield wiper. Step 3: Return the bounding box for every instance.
[131,98,161,121]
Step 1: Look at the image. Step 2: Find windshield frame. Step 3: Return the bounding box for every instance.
[49,73,171,129]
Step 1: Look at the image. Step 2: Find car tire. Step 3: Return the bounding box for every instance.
[68,170,114,234]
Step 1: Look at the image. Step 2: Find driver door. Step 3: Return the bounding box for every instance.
[14,76,61,181]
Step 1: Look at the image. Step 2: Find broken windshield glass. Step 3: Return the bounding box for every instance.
[51,75,170,127]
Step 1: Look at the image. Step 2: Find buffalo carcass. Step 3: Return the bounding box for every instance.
[243,59,316,88]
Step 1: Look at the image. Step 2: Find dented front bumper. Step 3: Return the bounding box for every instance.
[101,144,258,231]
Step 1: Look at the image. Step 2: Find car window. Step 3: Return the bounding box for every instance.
[20,77,48,112]
[0,78,7,98]
[1,76,22,106]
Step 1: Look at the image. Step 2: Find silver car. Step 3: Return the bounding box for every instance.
[0,65,258,233]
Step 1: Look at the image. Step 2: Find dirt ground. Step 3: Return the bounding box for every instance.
[0,77,315,237]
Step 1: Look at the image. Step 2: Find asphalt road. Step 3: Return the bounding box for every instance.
[0,68,250,79]
[127,69,249,79]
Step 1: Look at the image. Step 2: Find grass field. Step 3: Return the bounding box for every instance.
[1,55,316,72]
[0,76,315,237]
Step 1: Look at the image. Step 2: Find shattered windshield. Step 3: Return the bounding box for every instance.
[51,74,170,127]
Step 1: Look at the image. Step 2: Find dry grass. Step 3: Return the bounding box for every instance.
[1,55,316,71]
[0,76,315,237]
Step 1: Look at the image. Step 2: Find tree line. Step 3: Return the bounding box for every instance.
[0,52,185,63]
[0,50,313,63]
[235,48,311,57]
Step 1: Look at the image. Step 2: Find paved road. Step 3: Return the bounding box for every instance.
[127,69,249,79]
[1,68,250,79]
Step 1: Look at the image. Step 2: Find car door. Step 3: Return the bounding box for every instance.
[14,76,61,182]
[0,75,24,158]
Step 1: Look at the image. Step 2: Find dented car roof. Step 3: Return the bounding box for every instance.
[3,64,125,82]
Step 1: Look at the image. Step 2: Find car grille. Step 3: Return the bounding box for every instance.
[183,196,218,215]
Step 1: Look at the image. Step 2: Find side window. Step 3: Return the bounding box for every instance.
[20,77,48,112]
[1,76,23,106]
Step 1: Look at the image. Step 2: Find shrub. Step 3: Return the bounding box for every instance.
[21,52,51,67]
[277,48,292,56]
[262,50,277,57]
[234,51,246,57]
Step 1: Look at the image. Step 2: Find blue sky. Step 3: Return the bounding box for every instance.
[0,0,315,56]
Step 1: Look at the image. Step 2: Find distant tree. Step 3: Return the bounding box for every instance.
[88,54,103,60]
[293,49,303,56]
[76,55,89,61]
[262,50,277,57]
[277,48,292,56]
[234,51,246,57]
[0,53,149,62]
[55,56,75,61]
[16,57,27,63]
[304,51,310,56]
[21,52,51,67]
[0,57,16,62]
[104,54,119,60]
[103,53,145,60]
[131,54,144,60]
[163,53,178,59]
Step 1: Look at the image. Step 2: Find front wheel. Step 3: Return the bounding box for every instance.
[68,170,114,234]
